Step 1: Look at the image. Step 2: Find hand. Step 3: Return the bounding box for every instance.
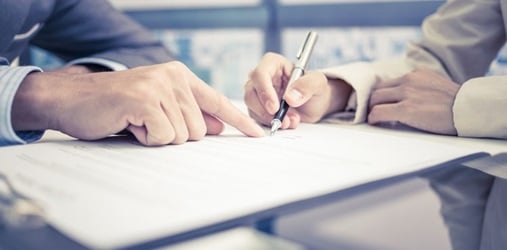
[12,61,264,146]
[368,69,460,135]
[244,52,352,130]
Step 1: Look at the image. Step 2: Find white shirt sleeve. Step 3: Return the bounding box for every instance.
[319,59,414,124]
[0,65,45,146]
[67,57,128,71]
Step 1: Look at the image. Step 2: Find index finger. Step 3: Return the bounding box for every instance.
[192,80,265,137]
[249,53,293,114]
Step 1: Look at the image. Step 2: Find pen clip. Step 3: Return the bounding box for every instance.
[296,36,308,60]
[296,33,311,60]
[295,31,318,69]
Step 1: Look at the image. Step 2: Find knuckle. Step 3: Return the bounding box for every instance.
[315,71,328,84]
[166,63,188,81]
[248,68,262,82]
[166,60,187,71]
[190,123,207,141]
[207,93,227,117]
[264,52,278,59]
[172,132,189,145]
[305,114,321,124]
[191,126,206,141]
[398,101,412,113]
[185,114,206,141]
[147,133,174,146]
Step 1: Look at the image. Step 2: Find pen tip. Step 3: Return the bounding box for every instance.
[269,129,276,136]
[270,119,282,136]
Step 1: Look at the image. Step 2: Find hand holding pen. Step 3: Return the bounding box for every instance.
[270,31,318,135]
[244,32,353,132]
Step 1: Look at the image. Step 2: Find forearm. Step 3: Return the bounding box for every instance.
[325,78,352,116]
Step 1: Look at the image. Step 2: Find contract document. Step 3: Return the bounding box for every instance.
[0,123,486,249]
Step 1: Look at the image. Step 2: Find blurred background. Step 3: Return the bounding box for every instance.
[31,0,507,99]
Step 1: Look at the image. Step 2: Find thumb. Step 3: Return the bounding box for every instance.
[284,71,328,107]
[202,112,224,135]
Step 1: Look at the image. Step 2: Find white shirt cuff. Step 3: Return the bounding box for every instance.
[67,57,128,71]
[0,66,45,146]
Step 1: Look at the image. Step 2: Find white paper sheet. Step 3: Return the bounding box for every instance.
[0,123,484,249]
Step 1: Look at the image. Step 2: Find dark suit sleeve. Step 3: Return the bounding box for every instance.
[31,0,174,68]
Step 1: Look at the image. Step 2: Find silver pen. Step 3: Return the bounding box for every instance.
[270,31,318,135]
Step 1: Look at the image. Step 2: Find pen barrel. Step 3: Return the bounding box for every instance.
[271,31,317,126]
[273,100,290,121]
[273,68,303,123]
[287,67,304,87]
[295,31,318,68]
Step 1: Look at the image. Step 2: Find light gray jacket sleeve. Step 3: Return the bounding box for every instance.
[407,0,506,139]
[323,0,507,139]
[31,0,174,68]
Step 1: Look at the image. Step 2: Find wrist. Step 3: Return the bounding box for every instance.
[11,72,55,131]
[326,78,352,115]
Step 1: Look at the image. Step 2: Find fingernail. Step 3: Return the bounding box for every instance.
[286,89,303,101]
[251,119,266,137]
